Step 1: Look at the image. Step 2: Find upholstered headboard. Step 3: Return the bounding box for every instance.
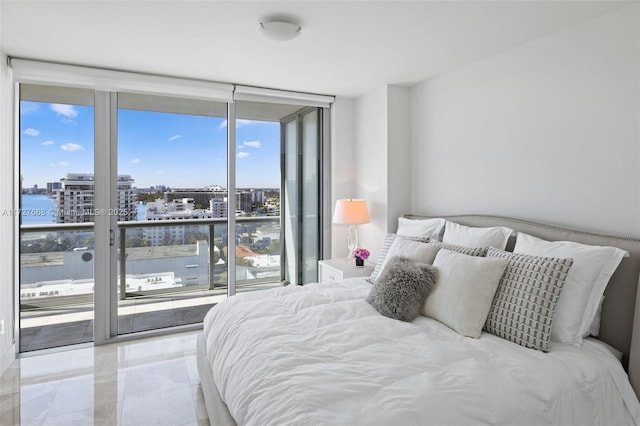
[406,214,640,395]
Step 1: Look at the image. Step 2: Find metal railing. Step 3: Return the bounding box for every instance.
[20,216,282,305]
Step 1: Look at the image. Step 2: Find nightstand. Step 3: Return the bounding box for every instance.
[318,259,374,283]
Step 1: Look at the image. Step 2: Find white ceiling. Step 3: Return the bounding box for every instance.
[0,0,632,98]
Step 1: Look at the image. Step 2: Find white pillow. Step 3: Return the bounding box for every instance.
[369,233,429,283]
[377,238,440,278]
[423,250,508,338]
[513,233,628,345]
[397,217,446,241]
[442,221,513,250]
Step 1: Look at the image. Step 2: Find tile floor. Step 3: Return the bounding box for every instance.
[0,331,210,426]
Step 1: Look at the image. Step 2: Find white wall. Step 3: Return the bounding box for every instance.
[353,86,388,260]
[387,86,411,233]
[342,85,411,262]
[330,96,355,258]
[0,13,17,374]
[410,4,640,237]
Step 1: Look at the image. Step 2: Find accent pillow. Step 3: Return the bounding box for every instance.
[367,256,438,322]
[376,238,441,278]
[423,250,508,338]
[433,241,488,258]
[514,233,628,345]
[397,217,446,241]
[443,221,513,250]
[369,233,429,283]
[484,247,573,352]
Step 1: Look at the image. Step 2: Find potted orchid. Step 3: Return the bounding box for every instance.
[352,247,370,267]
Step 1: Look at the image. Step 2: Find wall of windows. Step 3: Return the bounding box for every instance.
[12,59,332,351]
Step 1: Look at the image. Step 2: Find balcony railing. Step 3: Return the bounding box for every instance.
[20,216,282,308]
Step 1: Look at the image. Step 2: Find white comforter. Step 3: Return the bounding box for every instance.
[202,278,640,426]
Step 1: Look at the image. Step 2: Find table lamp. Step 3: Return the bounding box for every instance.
[332,199,370,255]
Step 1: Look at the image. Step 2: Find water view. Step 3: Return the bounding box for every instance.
[21,194,146,224]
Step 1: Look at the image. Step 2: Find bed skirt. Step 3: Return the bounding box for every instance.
[196,333,237,426]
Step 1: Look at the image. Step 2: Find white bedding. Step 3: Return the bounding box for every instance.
[202,278,640,426]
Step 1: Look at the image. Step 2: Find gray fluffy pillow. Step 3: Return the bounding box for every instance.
[367,256,438,322]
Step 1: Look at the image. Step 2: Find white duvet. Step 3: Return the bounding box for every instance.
[202,278,640,426]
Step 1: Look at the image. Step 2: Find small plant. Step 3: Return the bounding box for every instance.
[352,247,370,261]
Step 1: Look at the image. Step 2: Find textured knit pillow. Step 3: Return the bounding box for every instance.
[367,256,438,322]
[514,232,627,344]
[433,241,488,257]
[484,247,573,352]
[369,233,429,283]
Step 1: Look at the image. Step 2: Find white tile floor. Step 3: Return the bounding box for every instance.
[0,331,210,426]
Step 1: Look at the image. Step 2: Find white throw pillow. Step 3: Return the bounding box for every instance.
[377,238,440,279]
[423,250,508,338]
[513,233,628,345]
[369,233,429,283]
[397,217,446,241]
[442,221,513,250]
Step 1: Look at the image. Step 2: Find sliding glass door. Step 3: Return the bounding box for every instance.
[115,93,229,335]
[18,84,96,352]
[282,108,321,285]
[14,64,330,351]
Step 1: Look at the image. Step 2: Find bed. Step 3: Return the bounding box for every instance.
[197,215,640,425]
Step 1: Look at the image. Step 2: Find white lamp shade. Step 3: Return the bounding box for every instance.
[332,199,370,225]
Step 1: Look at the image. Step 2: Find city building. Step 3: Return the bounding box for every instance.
[143,198,227,246]
[46,181,62,194]
[53,173,137,223]
[166,187,253,215]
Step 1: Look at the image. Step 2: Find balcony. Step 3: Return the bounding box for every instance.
[19,216,283,352]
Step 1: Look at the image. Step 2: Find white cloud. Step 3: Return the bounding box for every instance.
[60,143,85,152]
[218,119,261,130]
[237,151,250,159]
[48,162,56,167]
[131,158,141,164]
[51,104,78,118]
[24,128,40,136]
[58,161,69,167]
[42,140,54,146]
[156,170,165,174]
[168,134,182,142]
[242,140,262,148]
[238,119,257,127]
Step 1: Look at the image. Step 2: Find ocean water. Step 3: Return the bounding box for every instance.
[20,194,56,224]
[20,194,146,224]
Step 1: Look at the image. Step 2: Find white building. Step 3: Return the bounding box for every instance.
[53,173,136,223]
[143,198,227,246]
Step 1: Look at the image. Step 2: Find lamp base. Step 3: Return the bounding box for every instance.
[347,224,359,255]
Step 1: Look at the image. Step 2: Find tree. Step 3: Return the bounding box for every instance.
[125,236,149,248]
[135,192,165,203]
[238,258,254,268]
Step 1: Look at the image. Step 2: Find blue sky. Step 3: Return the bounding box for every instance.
[20,101,281,189]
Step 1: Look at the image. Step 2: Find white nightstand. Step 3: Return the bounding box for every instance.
[318,259,374,283]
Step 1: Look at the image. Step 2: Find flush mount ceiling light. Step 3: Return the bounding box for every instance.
[259,19,302,41]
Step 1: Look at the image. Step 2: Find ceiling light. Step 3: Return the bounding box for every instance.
[259,20,302,41]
